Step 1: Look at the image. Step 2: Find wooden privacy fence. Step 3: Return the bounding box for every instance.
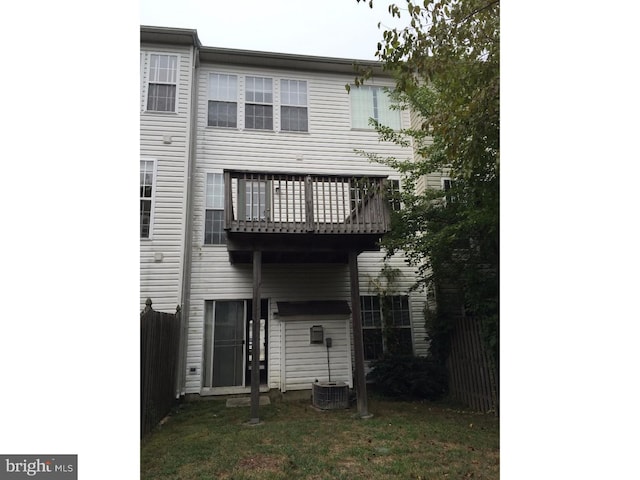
[447,316,499,414]
[141,299,181,437]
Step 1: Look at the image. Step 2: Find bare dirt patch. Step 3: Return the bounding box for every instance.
[236,453,286,474]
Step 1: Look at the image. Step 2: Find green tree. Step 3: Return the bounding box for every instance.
[354,0,499,370]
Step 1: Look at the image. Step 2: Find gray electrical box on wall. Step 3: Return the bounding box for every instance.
[310,325,324,344]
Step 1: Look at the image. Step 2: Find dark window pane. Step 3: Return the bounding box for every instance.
[245,104,273,130]
[396,328,413,354]
[281,106,308,132]
[208,101,237,127]
[147,84,176,112]
[363,329,384,361]
[205,209,226,244]
[384,326,413,356]
[140,199,151,238]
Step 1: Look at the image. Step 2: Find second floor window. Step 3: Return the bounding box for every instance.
[207,74,309,131]
[147,54,178,112]
[208,74,238,127]
[280,79,308,132]
[245,76,273,130]
[350,85,400,130]
[204,173,226,244]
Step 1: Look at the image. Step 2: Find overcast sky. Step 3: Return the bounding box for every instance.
[140,0,407,60]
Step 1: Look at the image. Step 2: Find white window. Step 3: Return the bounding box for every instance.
[360,295,413,361]
[146,54,178,112]
[245,76,273,130]
[350,85,400,130]
[208,74,237,127]
[204,173,226,244]
[280,79,308,132]
[140,160,155,238]
[207,74,310,132]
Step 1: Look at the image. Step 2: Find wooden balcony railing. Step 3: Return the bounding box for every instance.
[224,170,391,235]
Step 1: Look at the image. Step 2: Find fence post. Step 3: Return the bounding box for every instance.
[174,305,183,400]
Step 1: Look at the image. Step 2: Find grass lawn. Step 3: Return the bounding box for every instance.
[141,393,499,479]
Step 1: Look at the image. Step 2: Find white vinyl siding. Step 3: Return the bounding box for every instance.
[140,43,195,312]
[350,85,401,130]
[184,252,428,394]
[193,65,410,175]
[281,318,352,391]
[184,62,422,394]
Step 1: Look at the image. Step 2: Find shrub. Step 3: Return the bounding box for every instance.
[367,355,448,400]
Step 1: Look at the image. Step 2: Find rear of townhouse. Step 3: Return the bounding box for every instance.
[140,26,431,399]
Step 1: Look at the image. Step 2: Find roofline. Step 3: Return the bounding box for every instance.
[140,25,202,48]
[199,46,385,76]
[140,25,387,77]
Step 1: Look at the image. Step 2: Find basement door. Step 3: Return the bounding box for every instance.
[202,299,268,389]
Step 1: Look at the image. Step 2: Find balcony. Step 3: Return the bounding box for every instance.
[223,170,392,263]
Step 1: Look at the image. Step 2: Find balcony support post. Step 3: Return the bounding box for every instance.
[349,250,372,419]
[305,175,314,232]
[249,250,262,424]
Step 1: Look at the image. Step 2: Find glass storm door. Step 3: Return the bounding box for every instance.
[203,300,245,388]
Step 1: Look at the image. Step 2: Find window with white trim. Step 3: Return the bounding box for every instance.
[206,74,310,131]
[280,79,308,132]
[140,160,155,238]
[361,295,412,361]
[147,54,178,112]
[204,173,226,245]
[208,74,237,127]
[350,85,400,130]
[240,180,270,221]
[245,76,273,130]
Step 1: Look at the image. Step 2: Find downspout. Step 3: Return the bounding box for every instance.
[176,42,199,398]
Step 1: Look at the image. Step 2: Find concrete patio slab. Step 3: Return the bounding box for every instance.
[226,396,271,408]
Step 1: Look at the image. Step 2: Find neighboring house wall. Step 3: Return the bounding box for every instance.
[184,58,428,395]
[140,42,196,312]
[408,99,448,195]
